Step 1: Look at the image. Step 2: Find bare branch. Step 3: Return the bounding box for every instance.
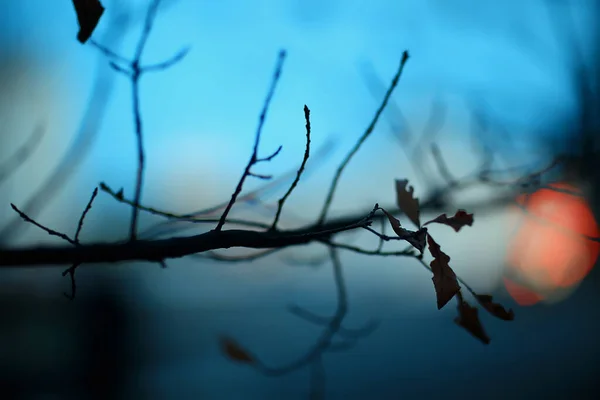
[0,124,45,186]
[138,138,336,238]
[192,248,283,263]
[215,50,287,231]
[0,206,378,267]
[271,105,312,230]
[248,172,273,180]
[326,241,416,257]
[317,51,409,225]
[109,61,132,76]
[126,0,164,240]
[74,187,98,242]
[90,39,130,64]
[10,204,76,245]
[430,143,457,186]
[143,46,190,72]
[99,182,271,231]
[256,145,283,162]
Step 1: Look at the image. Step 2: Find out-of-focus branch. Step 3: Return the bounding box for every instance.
[0,125,45,187]
[0,7,131,243]
[221,247,377,398]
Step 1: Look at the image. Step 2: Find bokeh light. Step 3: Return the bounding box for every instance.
[504,182,600,305]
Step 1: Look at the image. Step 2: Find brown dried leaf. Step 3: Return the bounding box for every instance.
[475,294,515,321]
[219,336,254,364]
[395,179,421,227]
[423,209,474,232]
[380,208,403,235]
[455,298,490,345]
[72,0,105,44]
[427,234,460,309]
[404,228,427,254]
[381,208,427,253]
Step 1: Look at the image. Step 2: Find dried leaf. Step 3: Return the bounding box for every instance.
[381,208,403,235]
[455,298,490,345]
[381,208,427,252]
[423,209,474,232]
[219,336,254,364]
[404,228,427,253]
[427,234,460,309]
[72,0,105,44]
[395,179,421,227]
[475,294,515,321]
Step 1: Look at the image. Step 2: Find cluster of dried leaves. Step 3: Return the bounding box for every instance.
[221,178,514,375]
[379,180,514,344]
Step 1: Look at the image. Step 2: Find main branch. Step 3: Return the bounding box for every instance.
[0,206,377,268]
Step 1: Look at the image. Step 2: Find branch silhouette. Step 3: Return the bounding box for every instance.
[0,206,379,267]
[215,50,287,232]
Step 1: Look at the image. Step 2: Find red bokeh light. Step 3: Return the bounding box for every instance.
[504,182,600,305]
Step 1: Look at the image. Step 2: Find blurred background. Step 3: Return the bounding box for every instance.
[0,0,599,398]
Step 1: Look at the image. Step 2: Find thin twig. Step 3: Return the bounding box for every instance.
[256,145,283,162]
[138,138,336,237]
[191,247,283,263]
[62,263,80,300]
[287,304,379,339]
[127,0,163,240]
[109,61,132,76]
[99,182,271,230]
[325,241,415,257]
[317,51,409,225]
[215,50,287,231]
[90,39,130,64]
[117,0,186,240]
[430,143,457,186]
[271,105,312,230]
[248,172,273,180]
[143,47,190,72]
[75,187,99,243]
[10,203,76,245]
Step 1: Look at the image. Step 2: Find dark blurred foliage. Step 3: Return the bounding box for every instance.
[0,282,132,399]
[543,1,600,289]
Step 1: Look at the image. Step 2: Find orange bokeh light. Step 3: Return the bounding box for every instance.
[504,182,600,306]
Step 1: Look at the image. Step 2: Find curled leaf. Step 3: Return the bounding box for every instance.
[475,294,515,321]
[455,298,490,345]
[381,208,427,252]
[395,179,421,227]
[219,336,254,364]
[72,0,105,44]
[427,234,460,309]
[404,228,427,254]
[423,210,474,232]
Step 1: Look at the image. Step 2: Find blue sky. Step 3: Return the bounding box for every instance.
[1,0,590,275]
